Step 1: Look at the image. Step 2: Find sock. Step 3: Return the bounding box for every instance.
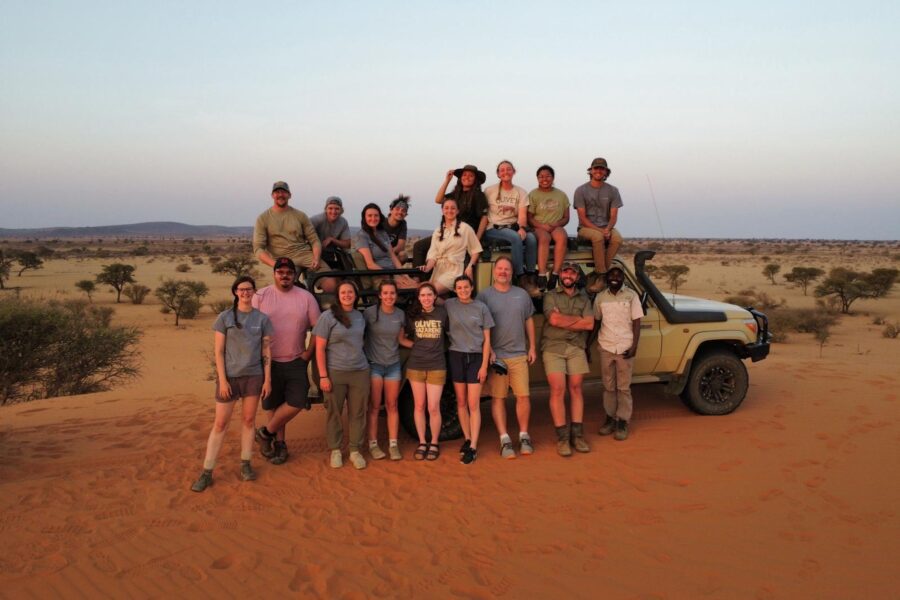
[555,425,570,441]
[389,439,398,447]
[203,427,227,470]
[240,425,254,461]
[519,431,530,440]
[500,433,511,445]
[369,440,379,447]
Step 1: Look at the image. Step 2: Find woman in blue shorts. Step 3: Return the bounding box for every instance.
[192,276,273,492]
[364,279,412,461]
[444,275,494,464]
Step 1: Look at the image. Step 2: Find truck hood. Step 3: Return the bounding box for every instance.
[662,293,751,319]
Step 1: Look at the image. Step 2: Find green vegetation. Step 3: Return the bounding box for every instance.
[762,263,781,284]
[814,268,898,314]
[75,279,96,301]
[16,252,44,277]
[155,279,209,325]
[211,255,257,279]
[96,263,137,303]
[122,284,151,305]
[783,266,824,295]
[658,264,690,294]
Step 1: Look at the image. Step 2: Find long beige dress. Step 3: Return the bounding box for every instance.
[426,220,483,290]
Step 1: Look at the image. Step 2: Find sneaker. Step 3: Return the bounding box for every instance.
[269,441,288,465]
[548,272,559,290]
[586,272,606,294]
[349,451,367,470]
[369,443,386,461]
[572,436,591,453]
[500,441,516,459]
[459,439,471,457]
[190,470,213,493]
[255,426,275,458]
[519,435,534,456]
[614,420,629,441]
[518,274,541,298]
[599,416,617,436]
[240,461,257,481]
[557,438,573,457]
[330,449,343,468]
[389,445,402,461]
[537,275,548,290]
[461,447,477,465]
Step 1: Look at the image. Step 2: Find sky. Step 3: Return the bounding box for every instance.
[1,1,898,239]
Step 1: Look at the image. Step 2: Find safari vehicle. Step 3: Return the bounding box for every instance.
[308,242,771,440]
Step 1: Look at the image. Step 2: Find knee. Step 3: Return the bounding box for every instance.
[241,415,255,429]
[384,398,398,411]
[213,420,228,433]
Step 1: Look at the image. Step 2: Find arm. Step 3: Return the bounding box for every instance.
[389,245,404,269]
[577,206,601,230]
[548,312,594,330]
[397,327,413,349]
[551,206,570,230]
[605,206,619,238]
[253,215,276,267]
[260,335,272,399]
[517,195,529,239]
[315,336,332,392]
[214,331,230,400]
[475,215,488,240]
[435,170,454,204]
[301,215,322,268]
[394,237,407,259]
[478,328,491,384]
[464,250,481,280]
[358,247,383,271]
[525,317,536,364]
[624,318,641,359]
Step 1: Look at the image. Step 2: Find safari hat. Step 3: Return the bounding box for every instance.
[453,165,487,185]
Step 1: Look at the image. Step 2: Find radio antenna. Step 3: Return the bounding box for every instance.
[646,174,665,239]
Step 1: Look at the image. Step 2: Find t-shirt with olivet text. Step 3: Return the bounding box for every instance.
[484,183,528,227]
[477,286,534,359]
[444,298,494,353]
[405,305,449,371]
[363,304,406,366]
[312,309,369,372]
[212,308,274,378]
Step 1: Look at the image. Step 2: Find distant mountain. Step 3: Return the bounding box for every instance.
[0,222,253,238]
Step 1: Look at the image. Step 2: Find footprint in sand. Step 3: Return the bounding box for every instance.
[91,552,119,574]
[798,558,821,580]
[717,459,743,472]
[759,488,784,501]
[804,476,826,489]
[210,554,236,569]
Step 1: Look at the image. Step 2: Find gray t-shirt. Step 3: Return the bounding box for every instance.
[353,229,394,269]
[312,309,369,371]
[573,182,623,229]
[310,213,351,243]
[478,286,534,359]
[212,308,274,378]
[363,304,406,366]
[444,298,495,353]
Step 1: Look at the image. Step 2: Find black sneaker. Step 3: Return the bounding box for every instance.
[614,420,629,441]
[548,272,559,289]
[598,416,616,436]
[190,470,213,493]
[537,275,548,290]
[459,439,471,457]
[461,447,477,465]
[270,441,289,465]
[255,426,275,458]
[240,461,257,481]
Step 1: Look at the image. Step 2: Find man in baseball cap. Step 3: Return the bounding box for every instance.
[573,158,624,293]
[310,196,351,269]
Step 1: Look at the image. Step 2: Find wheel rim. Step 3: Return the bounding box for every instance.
[699,365,736,404]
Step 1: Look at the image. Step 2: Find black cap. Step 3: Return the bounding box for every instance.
[273,257,296,272]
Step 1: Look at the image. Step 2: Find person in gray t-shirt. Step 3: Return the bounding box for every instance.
[573,157,624,290]
[313,281,370,469]
[477,257,537,459]
[311,196,351,269]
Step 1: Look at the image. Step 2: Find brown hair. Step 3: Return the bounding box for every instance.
[331,280,360,328]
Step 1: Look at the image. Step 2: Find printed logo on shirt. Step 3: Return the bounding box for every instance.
[415,319,443,340]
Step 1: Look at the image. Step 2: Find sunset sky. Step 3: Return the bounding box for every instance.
[2,1,898,239]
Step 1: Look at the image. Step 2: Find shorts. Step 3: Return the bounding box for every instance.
[448,351,483,384]
[406,368,447,386]
[487,354,530,398]
[264,358,311,411]
[370,361,402,381]
[542,346,590,375]
[215,374,264,403]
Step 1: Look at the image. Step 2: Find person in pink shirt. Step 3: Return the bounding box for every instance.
[252,257,321,464]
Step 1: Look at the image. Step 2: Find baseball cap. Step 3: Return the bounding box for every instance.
[325,196,343,208]
[560,261,581,273]
[273,257,296,272]
[589,158,609,170]
[272,181,291,193]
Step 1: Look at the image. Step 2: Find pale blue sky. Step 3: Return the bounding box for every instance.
[2,1,898,238]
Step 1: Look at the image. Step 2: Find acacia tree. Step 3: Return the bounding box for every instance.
[211,255,257,278]
[659,265,690,294]
[762,263,781,285]
[814,268,898,314]
[75,280,96,302]
[96,263,136,303]
[155,279,209,326]
[0,250,13,289]
[783,266,824,295]
[16,252,44,277]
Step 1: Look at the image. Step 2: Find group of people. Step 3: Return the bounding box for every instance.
[191,159,640,490]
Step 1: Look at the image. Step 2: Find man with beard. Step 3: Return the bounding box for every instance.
[478,256,537,458]
[593,267,643,441]
[574,158,624,293]
[541,262,595,456]
[252,258,321,464]
[310,196,351,269]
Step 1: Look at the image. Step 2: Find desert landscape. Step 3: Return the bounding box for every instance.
[1,237,898,598]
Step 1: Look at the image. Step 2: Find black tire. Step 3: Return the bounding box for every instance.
[397,381,463,441]
[680,349,749,415]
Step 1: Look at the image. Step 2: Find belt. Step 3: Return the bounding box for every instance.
[492,224,520,231]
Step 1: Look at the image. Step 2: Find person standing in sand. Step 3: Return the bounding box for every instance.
[252,258,321,465]
[541,262,595,457]
[574,158,624,293]
[527,165,570,292]
[314,280,371,470]
[477,256,537,459]
[310,196,351,269]
[191,276,273,492]
[594,267,642,441]
[253,180,335,292]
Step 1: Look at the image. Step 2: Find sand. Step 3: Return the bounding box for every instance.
[1,246,898,598]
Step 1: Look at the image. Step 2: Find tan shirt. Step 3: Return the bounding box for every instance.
[593,286,643,354]
[484,183,528,226]
[541,289,593,354]
[253,207,321,263]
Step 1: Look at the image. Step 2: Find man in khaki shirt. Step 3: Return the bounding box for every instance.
[253,181,334,291]
[593,267,643,440]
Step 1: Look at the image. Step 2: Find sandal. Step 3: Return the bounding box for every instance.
[414,443,428,461]
[425,444,440,461]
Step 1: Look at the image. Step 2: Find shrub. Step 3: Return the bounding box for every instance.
[724,289,783,311]
[212,255,257,278]
[191,257,204,265]
[175,263,191,273]
[209,299,232,314]
[658,264,690,294]
[883,322,900,339]
[762,263,781,285]
[767,307,839,343]
[0,298,141,404]
[154,279,209,325]
[783,267,824,295]
[75,279,96,301]
[815,267,899,313]
[122,284,151,305]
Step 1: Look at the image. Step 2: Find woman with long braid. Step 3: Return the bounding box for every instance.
[420,198,483,296]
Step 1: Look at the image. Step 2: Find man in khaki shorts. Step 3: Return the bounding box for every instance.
[542,262,596,456]
[253,181,335,292]
[574,158,624,293]
[478,257,537,458]
[594,267,642,441]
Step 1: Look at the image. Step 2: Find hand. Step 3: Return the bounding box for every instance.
[320,376,333,393]
[464,265,473,279]
[527,348,537,365]
[518,228,527,240]
[300,348,313,362]
[311,258,320,270]
[548,307,561,327]
[217,380,232,401]
[477,367,487,384]
[602,228,611,239]
[445,169,455,181]
[623,346,635,359]
[419,264,432,273]
[490,351,496,364]
[260,380,271,400]
[322,237,334,248]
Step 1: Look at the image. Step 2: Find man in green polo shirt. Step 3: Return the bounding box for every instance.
[541,262,595,456]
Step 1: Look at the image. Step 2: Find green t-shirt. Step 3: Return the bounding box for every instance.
[541,289,593,354]
[527,187,570,225]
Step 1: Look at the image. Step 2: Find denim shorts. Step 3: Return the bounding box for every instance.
[369,361,403,381]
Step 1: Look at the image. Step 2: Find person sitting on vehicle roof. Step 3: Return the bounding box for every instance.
[384,195,410,265]
[574,158,624,294]
[419,197,483,296]
[353,203,417,290]
[527,164,570,292]
[310,196,351,270]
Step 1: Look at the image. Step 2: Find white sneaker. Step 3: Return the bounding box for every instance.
[349,451,367,470]
[330,449,343,468]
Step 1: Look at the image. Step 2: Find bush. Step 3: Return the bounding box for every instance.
[154,279,209,325]
[175,263,191,273]
[723,289,783,311]
[212,255,257,278]
[767,307,839,343]
[191,257,204,265]
[210,299,232,314]
[0,298,141,404]
[884,322,900,339]
[122,284,151,305]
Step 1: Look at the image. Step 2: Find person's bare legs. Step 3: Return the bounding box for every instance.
[239,396,259,461]
[454,381,471,442]
[202,401,235,469]
[551,227,568,275]
[426,383,443,445]
[567,374,585,424]
[515,395,531,434]
[547,372,568,427]
[467,383,482,449]
[383,379,401,442]
[535,228,551,275]
[411,380,428,444]
[265,404,301,440]
[367,376,384,442]
[491,396,508,439]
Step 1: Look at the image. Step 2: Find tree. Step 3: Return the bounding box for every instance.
[0,250,13,289]
[212,255,257,278]
[762,263,781,285]
[95,263,136,303]
[659,265,690,294]
[75,280,96,301]
[16,252,44,276]
[814,268,898,314]
[122,284,151,305]
[783,266,824,295]
[155,279,209,326]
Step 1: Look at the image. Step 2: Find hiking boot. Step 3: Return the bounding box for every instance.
[190,470,213,493]
[255,426,275,458]
[614,420,629,441]
[598,416,617,436]
[389,445,402,461]
[240,460,257,481]
[330,449,343,468]
[459,439,471,457]
[586,272,606,294]
[519,435,534,456]
[548,272,559,290]
[461,447,477,465]
[269,441,288,465]
[518,273,541,298]
[369,442,386,461]
[349,451,367,470]
[500,441,516,459]
[556,425,572,457]
[571,423,590,453]
[537,274,548,290]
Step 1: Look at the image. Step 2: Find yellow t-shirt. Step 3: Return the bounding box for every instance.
[527,188,570,225]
